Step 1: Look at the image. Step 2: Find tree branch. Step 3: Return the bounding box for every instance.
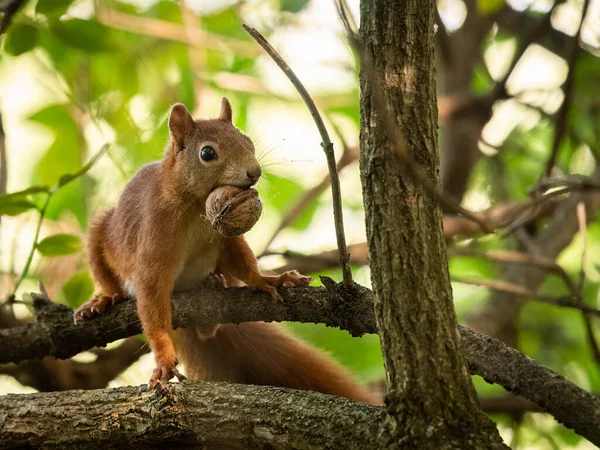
[0,337,148,392]
[2,283,599,445]
[0,381,383,449]
[461,326,600,445]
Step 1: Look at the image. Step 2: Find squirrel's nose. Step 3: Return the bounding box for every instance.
[247,166,262,185]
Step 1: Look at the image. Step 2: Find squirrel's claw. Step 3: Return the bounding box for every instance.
[205,272,227,289]
[149,361,187,389]
[74,294,126,322]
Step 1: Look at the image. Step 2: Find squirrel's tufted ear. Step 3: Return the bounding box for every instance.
[218,97,233,122]
[168,103,195,148]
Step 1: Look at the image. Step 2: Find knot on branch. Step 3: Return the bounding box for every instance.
[31,292,67,318]
[320,276,376,337]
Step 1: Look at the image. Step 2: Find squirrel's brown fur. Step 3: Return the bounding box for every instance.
[75,98,380,404]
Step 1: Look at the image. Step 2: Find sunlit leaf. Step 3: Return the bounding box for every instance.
[36,0,74,17]
[37,233,83,256]
[4,24,39,56]
[0,199,38,216]
[62,270,94,308]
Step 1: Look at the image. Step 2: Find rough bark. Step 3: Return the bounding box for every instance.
[2,285,599,445]
[0,280,375,365]
[0,381,383,449]
[462,326,600,444]
[359,1,506,448]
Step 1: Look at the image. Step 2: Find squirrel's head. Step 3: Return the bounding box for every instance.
[165,97,262,199]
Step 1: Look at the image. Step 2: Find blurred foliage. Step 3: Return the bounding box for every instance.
[0,1,598,448]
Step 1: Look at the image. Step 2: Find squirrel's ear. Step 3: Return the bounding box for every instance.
[169,103,194,147]
[218,97,233,122]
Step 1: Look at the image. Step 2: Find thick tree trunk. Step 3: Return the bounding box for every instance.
[359,1,506,448]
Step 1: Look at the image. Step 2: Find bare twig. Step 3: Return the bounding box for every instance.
[453,277,600,317]
[0,0,25,36]
[0,337,148,392]
[265,200,562,275]
[501,174,600,237]
[532,175,600,196]
[243,24,353,284]
[544,0,592,176]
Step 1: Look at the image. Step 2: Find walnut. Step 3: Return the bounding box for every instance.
[205,186,262,237]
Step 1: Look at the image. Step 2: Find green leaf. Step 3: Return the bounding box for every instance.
[281,0,310,13]
[477,0,505,15]
[4,24,39,56]
[36,0,74,17]
[37,233,83,256]
[57,144,110,188]
[62,270,94,308]
[49,19,116,53]
[0,199,38,216]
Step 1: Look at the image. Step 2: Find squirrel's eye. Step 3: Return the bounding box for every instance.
[200,145,217,162]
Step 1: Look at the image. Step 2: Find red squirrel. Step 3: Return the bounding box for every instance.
[74,98,379,404]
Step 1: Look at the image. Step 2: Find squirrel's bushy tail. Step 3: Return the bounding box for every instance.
[172,322,381,405]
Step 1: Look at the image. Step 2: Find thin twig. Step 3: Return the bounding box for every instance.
[243,24,353,284]
[453,277,600,317]
[544,0,592,176]
[501,174,600,237]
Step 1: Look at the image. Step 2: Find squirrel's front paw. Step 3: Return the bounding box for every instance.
[205,272,227,289]
[148,358,186,389]
[273,270,314,288]
[250,270,314,302]
[74,294,126,321]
